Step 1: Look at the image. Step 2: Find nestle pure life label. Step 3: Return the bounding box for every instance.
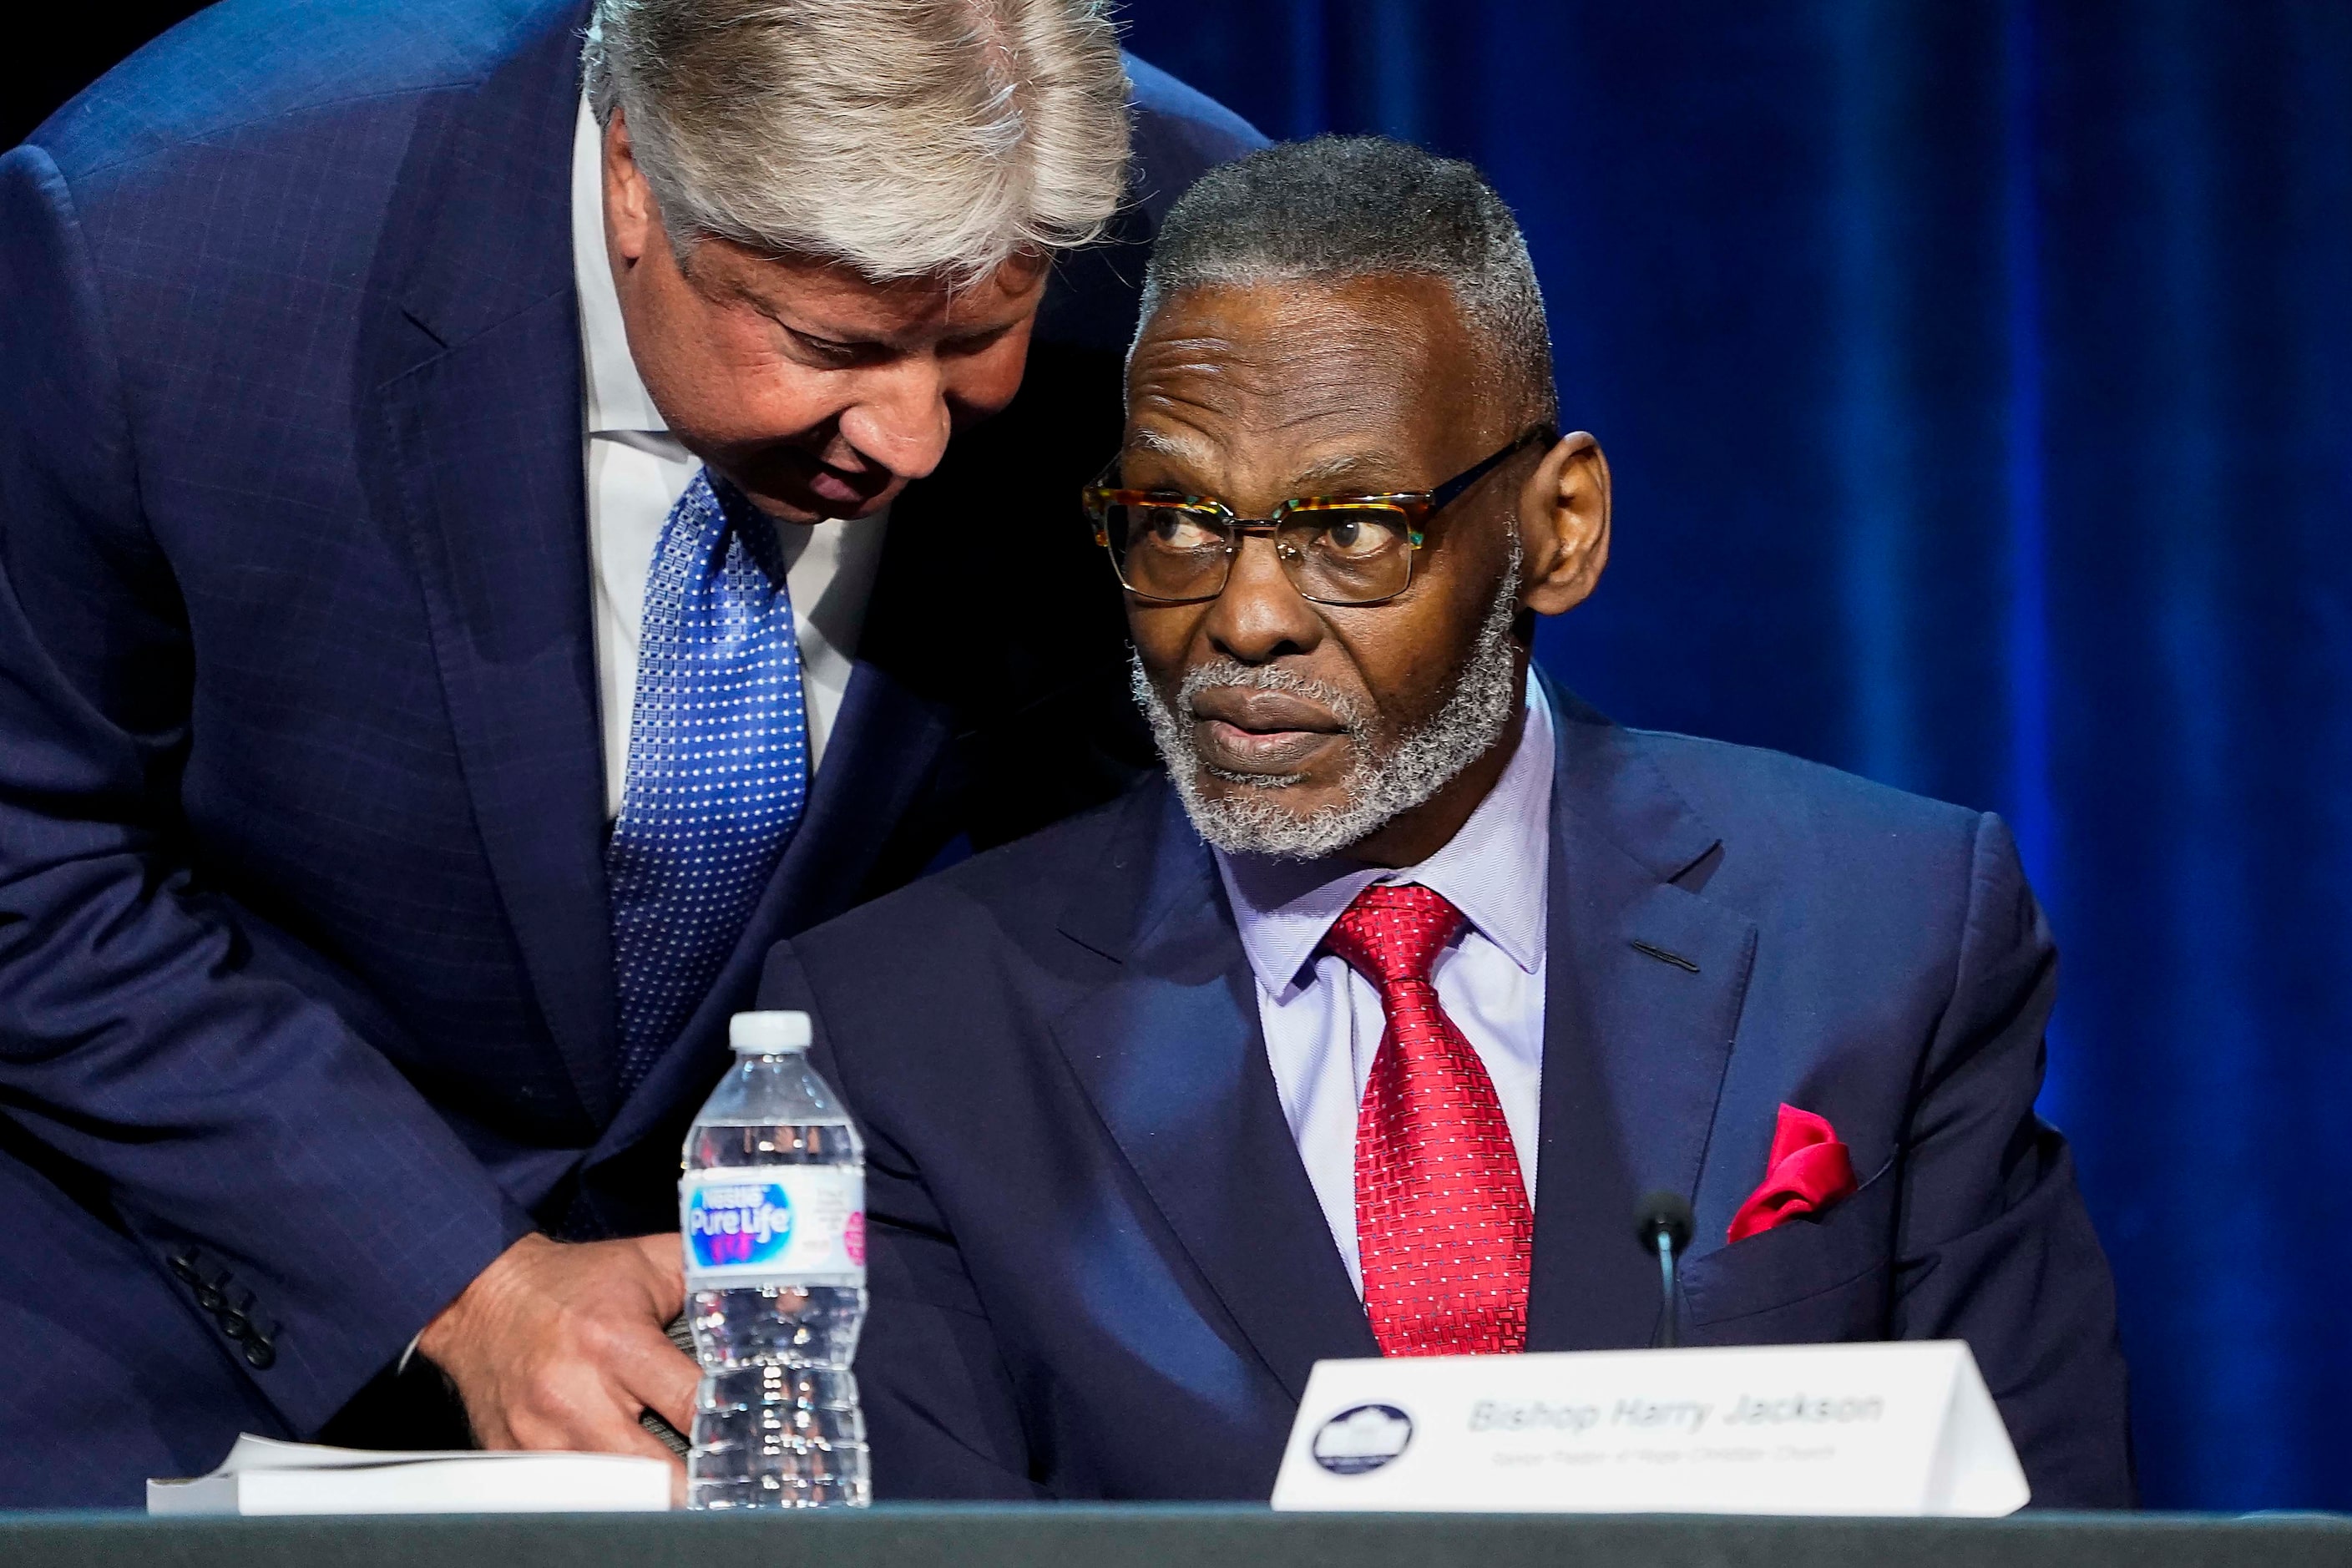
[680,1166,866,1287]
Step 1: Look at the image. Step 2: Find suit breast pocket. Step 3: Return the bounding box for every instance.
[1678,1163,1896,1344]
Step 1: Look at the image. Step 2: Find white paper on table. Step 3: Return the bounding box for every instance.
[148,1434,673,1515]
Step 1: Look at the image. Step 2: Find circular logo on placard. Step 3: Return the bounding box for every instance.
[1312,1404,1414,1475]
[686,1181,794,1268]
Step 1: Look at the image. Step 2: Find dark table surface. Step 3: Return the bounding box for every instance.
[3,1506,2349,1568]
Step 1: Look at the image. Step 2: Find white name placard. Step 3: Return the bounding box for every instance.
[1270,1341,2028,1516]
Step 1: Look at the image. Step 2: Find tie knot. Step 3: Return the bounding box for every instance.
[1323,882,1465,991]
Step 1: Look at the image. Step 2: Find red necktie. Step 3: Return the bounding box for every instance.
[1323,883,1532,1356]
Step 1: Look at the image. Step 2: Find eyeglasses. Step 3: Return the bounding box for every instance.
[1082,426,1556,607]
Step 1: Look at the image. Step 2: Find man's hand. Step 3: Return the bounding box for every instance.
[418,1233,695,1475]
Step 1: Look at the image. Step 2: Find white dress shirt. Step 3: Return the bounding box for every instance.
[401,111,898,1379]
[1214,680,1554,1295]
[569,99,890,817]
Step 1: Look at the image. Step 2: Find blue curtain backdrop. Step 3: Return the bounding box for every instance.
[1120,0,2352,1513]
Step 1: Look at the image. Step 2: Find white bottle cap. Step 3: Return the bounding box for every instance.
[729,1011,812,1055]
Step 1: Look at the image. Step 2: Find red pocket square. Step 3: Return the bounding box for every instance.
[1727,1104,1859,1243]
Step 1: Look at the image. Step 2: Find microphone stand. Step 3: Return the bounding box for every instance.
[1633,1192,1695,1349]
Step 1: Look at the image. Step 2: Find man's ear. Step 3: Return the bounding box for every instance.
[602,107,660,269]
[1516,430,1611,616]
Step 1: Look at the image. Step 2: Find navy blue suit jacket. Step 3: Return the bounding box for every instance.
[763,685,2135,1507]
[0,0,1257,1505]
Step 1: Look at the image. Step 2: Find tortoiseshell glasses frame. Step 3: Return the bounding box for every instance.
[1082,426,1557,607]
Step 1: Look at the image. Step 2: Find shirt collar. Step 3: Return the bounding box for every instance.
[1214,675,1555,999]
[572,96,669,438]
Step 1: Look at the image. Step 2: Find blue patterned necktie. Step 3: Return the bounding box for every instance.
[607,468,810,1092]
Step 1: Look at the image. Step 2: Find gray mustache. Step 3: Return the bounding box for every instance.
[1176,660,1372,735]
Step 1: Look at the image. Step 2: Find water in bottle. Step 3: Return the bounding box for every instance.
[680,1010,869,1509]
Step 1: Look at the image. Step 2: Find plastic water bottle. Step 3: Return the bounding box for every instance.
[680,1011,869,1509]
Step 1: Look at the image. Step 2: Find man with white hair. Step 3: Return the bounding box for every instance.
[765,137,2133,1504]
[0,0,1255,1505]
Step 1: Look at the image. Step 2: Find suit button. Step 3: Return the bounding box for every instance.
[219,1310,252,1339]
[196,1285,228,1313]
[242,1338,276,1371]
[169,1253,201,1285]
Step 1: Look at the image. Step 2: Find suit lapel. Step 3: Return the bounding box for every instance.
[1525,688,1758,1351]
[372,3,617,1126]
[1050,787,1377,1400]
[1040,691,1761,1378]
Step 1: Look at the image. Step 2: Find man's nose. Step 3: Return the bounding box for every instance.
[836,358,953,480]
[1201,535,1324,663]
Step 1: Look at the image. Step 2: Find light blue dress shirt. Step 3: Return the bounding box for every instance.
[1213,679,1555,1294]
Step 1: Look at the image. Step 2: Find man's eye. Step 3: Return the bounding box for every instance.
[1317,509,1403,557]
[787,328,878,367]
[1133,508,1223,549]
[942,323,1014,358]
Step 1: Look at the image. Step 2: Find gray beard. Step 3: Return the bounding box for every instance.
[1130,554,1525,861]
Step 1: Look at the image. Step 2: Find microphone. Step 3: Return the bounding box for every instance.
[1633,1191,1695,1348]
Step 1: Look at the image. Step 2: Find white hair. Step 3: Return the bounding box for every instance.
[1132,551,1525,860]
[583,0,1132,281]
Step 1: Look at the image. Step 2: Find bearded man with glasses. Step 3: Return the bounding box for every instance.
[760,136,2134,1506]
